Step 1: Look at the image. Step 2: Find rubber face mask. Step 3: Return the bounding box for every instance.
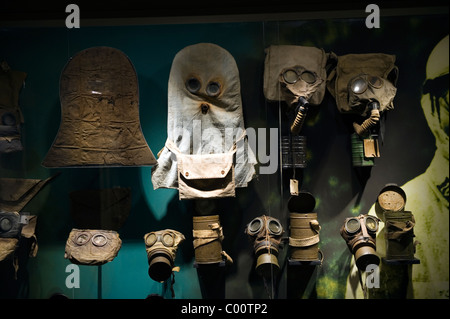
[42,46,156,167]
[245,215,284,277]
[144,229,185,282]
[340,214,380,271]
[151,43,256,199]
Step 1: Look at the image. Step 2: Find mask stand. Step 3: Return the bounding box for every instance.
[97,264,102,299]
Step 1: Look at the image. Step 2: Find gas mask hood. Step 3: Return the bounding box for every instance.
[151,43,256,198]
[264,45,330,107]
[42,46,157,167]
[327,53,399,117]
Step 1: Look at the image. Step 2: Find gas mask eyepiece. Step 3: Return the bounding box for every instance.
[341,214,380,271]
[144,229,185,282]
[245,215,284,277]
[282,69,317,85]
[349,74,383,94]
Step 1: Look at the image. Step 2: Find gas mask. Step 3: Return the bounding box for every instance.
[348,73,397,137]
[0,176,56,265]
[245,215,284,277]
[64,188,131,265]
[375,184,418,261]
[264,45,331,135]
[0,61,26,153]
[144,229,185,282]
[64,229,122,266]
[340,214,380,271]
[0,212,37,264]
[42,46,156,167]
[327,53,399,163]
[151,43,256,200]
[0,211,22,239]
[0,211,22,261]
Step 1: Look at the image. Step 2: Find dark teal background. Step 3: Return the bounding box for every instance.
[0,12,448,299]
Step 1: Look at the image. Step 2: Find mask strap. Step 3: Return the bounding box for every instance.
[359,215,370,240]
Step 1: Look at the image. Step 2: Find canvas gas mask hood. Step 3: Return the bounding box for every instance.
[151,43,256,199]
[327,52,399,137]
[263,45,332,135]
[42,46,156,168]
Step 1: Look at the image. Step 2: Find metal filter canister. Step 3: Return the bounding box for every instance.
[351,133,374,167]
[375,184,406,214]
[288,192,321,261]
[192,215,224,264]
[289,213,320,261]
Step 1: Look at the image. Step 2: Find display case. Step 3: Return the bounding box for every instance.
[0,2,448,301]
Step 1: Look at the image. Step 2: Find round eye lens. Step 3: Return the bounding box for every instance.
[2,112,16,126]
[369,76,383,88]
[345,218,361,234]
[162,233,174,247]
[186,77,201,93]
[0,218,12,232]
[351,77,368,94]
[300,71,316,84]
[92,234,107,247]
[75,233,90,245]
[248,218,262,234]
[268,219,282,235]
[283,69,299,84]
[206,81,221,97]
[145,233,157,246]
[365,216,379,232]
